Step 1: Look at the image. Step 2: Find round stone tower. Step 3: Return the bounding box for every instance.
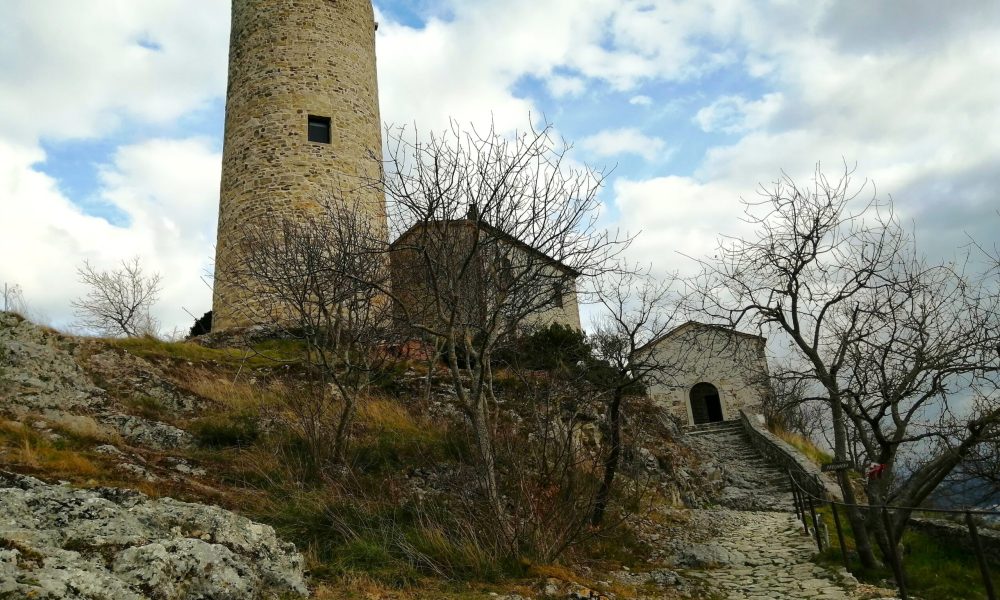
[212,0,386,330]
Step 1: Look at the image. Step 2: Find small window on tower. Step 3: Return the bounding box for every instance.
[308,115,331,144]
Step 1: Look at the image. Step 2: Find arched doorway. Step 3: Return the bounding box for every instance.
[690,382,724,425]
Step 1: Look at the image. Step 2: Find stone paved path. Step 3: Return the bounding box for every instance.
[685,421,793,512]
[679,510,861,600]
[652,421,901,600]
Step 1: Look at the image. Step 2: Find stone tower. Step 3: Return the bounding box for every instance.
[212,0,386,330]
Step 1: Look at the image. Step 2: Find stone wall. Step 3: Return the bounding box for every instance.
[212,0,387,330]
[645,324,770,425]
[739,409,843,501]
[389,221,582,333]
[909,517,1000,556]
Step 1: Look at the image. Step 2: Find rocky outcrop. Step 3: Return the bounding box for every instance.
[0,313,107,414]
[0,471,307,599]
[83,347,204,415]
[0,313,192,450]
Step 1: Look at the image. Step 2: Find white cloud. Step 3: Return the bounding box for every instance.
[629,95,653,106]
[694,93,783,134]
[0,138,220,332]
[580,128,670,162]
[610,176,750,276]
[547,75,586,98]
[374,0,760,133]
[0,1,226,332]
[0,0,229,146]
[608,1,1000,275]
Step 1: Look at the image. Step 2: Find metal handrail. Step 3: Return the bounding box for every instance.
[786,470,998,600]
[788,471,1000,516]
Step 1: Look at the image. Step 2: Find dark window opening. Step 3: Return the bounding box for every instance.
[308,115,331,144]
[552,281,565,308]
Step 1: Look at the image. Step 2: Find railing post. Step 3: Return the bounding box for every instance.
[798,488,810,534]
[881,506,908,600]
[808,497,823,551]
[789,472,801,518]
[830,502,850,570]
[965,511,997,600]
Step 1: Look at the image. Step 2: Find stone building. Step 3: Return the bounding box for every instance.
[640,322,771,426]
[211,0,386,330]
[389,216,582,333]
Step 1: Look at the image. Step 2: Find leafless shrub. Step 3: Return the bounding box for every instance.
[219,198,399,474]
[2,282,27,315]
[72,257,161,338]
[587,267,686,525]
[382,118,630,520]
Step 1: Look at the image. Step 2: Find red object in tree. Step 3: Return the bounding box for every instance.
[866,463,887,479]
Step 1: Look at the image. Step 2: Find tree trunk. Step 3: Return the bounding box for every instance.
[471,391,504,519]
[445,334,505,523]
[830,398,878,568]
[332,388,355,465]
[592,387,624,526]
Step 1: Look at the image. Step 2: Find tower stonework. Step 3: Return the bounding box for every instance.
[212,0,386,330]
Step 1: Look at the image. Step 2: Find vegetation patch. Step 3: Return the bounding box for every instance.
[769,425,834,466]
[0,420,102,479]
[814,505,999,600]
[110,337,306,370]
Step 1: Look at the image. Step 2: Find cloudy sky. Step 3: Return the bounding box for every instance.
[1,0,999,334]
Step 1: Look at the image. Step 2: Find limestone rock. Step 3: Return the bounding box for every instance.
[0,314,195,453]
[0,471,307,599]
[101,414,193,450]
[0,313,107,414]
[83,348,204,414]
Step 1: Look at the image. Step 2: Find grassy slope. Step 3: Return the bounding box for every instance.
[1,334,673,599]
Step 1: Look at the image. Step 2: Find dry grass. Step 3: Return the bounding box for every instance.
[358,397,422,433]
[311,574,490,600]
[183,368,283,411]
[46,414,122,445]
[771,427,833,465]
[0,420,102,479]
[15,440,101,477]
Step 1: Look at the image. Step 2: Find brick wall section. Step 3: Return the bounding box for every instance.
[739,409,843,502]
[212,0,387,330]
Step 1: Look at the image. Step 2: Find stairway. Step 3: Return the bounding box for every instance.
[685,420,795,512]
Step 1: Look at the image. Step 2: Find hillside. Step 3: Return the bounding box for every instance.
[3,312,918,600]
[0,313,727,599]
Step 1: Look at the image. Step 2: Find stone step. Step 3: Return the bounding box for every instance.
[686,428,745,438]
[685,419,743,432]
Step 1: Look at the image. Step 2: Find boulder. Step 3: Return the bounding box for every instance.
[0,472,307,599]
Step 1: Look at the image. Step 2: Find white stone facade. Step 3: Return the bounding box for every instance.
[641,322,770,426]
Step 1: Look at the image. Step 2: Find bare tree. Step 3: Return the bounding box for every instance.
[72,257,162,338]
[2,282,26,315]
[587,268,685,525]
[382,119,629,520]
[695,164,1000,566]
[221,199,397,471]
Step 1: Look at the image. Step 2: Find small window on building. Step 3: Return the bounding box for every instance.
[552,281,565,308]
[308,115,331,144]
